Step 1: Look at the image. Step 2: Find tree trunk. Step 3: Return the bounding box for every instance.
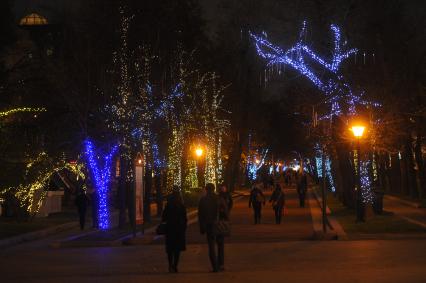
[144,166,152,223]
[390,153,401,194]
[404,138,418,198]
[118,156,128,228]
[415,133,426,199]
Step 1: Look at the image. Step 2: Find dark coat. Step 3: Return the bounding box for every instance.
[297,175,308,195]
[198,192,219,234]
[75,193,89,212]
[249,188,265,208]
[269,189,285,208]
[218,193,230,221]
[219,191,233,212]
[162,198,187,253]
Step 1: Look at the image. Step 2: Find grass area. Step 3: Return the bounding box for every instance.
[0,209,80,240]
[313,186,426,235]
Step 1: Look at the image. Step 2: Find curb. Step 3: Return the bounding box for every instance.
[309,188,347,240]
[0,221,79,249]
[384,195,423,209]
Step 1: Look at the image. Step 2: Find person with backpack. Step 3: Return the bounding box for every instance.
[269,184,285,224]
[249,186,265,224]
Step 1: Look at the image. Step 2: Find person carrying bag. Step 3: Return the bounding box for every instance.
[198,183,229,272]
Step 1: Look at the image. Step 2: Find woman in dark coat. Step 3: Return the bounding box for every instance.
[162,190,187,273]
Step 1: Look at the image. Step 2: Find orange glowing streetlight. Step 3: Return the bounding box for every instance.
[195,147,204,157]
[350,123,366,222]
[351,125,366,138]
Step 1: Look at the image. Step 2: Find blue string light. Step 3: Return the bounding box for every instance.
[247,149,269,181]
[250,22,380,118]
[84,140,118,230]
[325,157,336,192]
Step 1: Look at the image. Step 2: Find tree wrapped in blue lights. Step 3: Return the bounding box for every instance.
[250,21,379,118]
[84,140,118,230]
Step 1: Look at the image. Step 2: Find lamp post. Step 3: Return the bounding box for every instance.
[351,125,366,222]
[134,153,144,237]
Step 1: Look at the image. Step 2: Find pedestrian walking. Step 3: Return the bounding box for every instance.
[162,188,187,273]
[219,184,233,214]
[297,173,308,207]
[87,187,99,229]
[269,184,285,224]
[75,189,89,230]
[198,183,228,272]
[249,186,265,224]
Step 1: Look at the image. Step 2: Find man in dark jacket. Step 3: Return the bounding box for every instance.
[249,186,265,224]
[269,184,285,224]
[297,173,308,207]
[75,189,89,230]
[198,183,226,272]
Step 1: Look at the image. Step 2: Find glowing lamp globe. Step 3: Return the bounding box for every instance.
[351,126,365,138]
[195,148,203,157]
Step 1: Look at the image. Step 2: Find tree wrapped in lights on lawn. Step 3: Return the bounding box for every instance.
[250,22,379,208]
[1,152,86,216]
[161,53,230,192]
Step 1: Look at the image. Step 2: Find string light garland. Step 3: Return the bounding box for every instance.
[84,140,118,230]
[0,152,86,214]
[247,149,269,181]
[360,160,373,204]
[0,107,46,118]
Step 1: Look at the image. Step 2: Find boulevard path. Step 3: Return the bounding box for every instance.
[1,185,426,282]
[182,186,314,244]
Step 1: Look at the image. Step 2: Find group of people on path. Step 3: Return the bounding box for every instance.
[161,183,233,273]
[249,172,309,224]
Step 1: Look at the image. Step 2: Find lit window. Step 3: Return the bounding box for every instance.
[19,13,48,26]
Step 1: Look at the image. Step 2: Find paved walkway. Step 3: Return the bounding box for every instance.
[1,186,426,282]
[384,196,426,228]
[181,186,314,245]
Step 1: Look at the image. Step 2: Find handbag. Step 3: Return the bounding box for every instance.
[214,219,231,237]
[214,198,231,237]
[156,223,167,235]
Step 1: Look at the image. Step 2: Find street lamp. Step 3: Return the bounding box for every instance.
[351,126,365,138]
[194,145,205,188]
[351,124,366,222]
[195,147,204,157]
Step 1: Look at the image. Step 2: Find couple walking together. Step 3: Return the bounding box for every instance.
[161,183,232,273]
[249,184,285,224]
